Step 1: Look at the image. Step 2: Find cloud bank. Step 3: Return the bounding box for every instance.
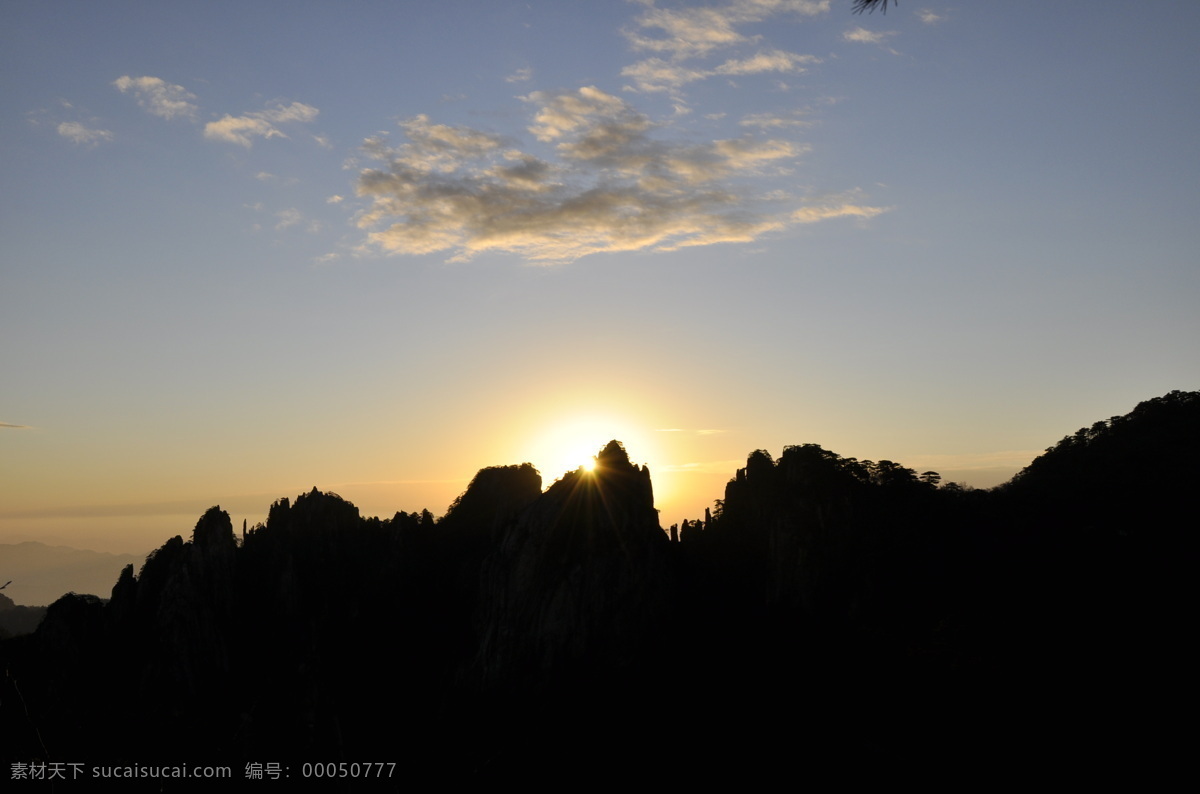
[355,84,886,264]
[352,86,875,264]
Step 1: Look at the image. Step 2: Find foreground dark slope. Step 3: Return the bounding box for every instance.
[2,396,1195,781]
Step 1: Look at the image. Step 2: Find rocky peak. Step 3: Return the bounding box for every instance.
[441,463,542,539]
[472,441,672,689]
[595,438,631,468]
[192,506,237,554]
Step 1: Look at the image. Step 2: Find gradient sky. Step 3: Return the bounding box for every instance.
[3,1,1198,555]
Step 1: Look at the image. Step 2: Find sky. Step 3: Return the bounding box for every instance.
[3,0,1198,555]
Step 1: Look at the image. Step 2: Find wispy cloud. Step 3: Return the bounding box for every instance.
[275,208,303,229]
[624,0,829,60]
[506,67,534,83]
[618,2,828,96]
[113,75,198,120]
[57,121,113,146]
[0,422,33,429]
[714,49,819,76]
[843,26,896,45]
[355,86,820,264]
[623,49,818,92]
[917,8,944,25]
[621,58,709,92]
[656,428,725,435]
[791,191,891,223]
[275,208,320,233]
[625,6,750,60]
[739,111,811,130]
[204,101,319,147]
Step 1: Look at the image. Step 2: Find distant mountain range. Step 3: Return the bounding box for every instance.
[0,542,143,607]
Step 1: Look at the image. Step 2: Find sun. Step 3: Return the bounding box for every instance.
[548,437,600,477]
[501,405,673,503]
[523,414,653,485]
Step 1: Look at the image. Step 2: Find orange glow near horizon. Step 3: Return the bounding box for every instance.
[518,413,665,501]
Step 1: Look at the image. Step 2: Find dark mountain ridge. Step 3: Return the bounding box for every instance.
[2,393,1195,782]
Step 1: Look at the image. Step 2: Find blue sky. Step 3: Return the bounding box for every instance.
[3,1,1198,554]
